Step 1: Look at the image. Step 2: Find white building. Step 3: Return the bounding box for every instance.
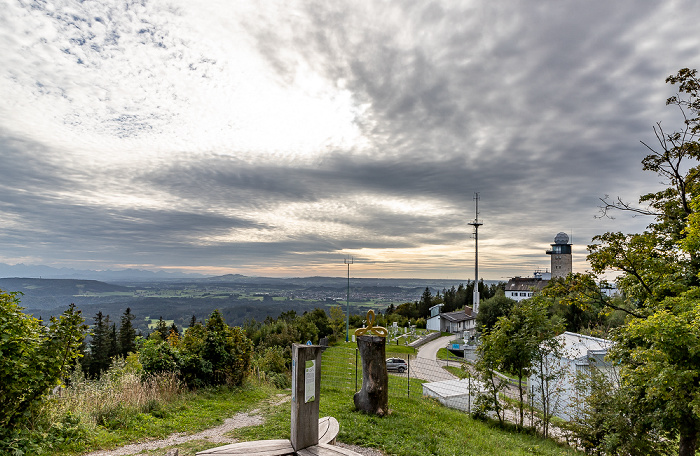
[504,276,549,301]
[426,304,477,339]
[528,332,614,420]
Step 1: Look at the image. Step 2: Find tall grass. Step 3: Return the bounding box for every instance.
[43,357,183,432]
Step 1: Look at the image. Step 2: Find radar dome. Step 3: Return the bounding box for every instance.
[554,232,569,245]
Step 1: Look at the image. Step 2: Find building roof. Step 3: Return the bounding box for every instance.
[505,277,549,292]
[555,331,613,361]
[441,308,475,323]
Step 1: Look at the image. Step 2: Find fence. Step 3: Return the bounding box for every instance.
[320,346,474,399]
[320,346,525,415]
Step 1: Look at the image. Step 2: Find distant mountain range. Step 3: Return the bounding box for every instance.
[0,263,500,288]
[0,263,207,281]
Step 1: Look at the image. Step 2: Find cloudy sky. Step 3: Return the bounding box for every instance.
[0,0,699,279]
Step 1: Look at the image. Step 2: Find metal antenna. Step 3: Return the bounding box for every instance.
[344,257,354,343]
[468,193,483,313]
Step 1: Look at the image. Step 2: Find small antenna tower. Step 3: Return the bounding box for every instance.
[344,257,354,343]
[468,193,483,313]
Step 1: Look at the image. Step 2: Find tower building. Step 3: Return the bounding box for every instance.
[546,232,572,279]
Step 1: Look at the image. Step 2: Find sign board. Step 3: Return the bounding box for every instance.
[306,340,312,345]
[305,360,315,403]
[452,344,460,350]
[291,359,296,402]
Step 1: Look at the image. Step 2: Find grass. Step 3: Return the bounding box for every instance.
[436,347,466,361]
[43,378,279,455]
[39,346,581,456]
[231,387,580,456]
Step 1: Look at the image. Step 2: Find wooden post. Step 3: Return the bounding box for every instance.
[291,343,323,452]
[354,335,389,416]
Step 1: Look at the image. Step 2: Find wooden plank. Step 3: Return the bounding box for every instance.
[296,443,363,456]
[291,344,323,451]
[318,416,339,445]
[196,439,294,455]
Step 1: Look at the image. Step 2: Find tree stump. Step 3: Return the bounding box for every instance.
[354,335,389,416]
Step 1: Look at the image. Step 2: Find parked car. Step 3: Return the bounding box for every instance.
[386,357,407,373]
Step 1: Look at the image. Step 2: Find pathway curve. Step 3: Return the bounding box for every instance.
[407,334,458,382]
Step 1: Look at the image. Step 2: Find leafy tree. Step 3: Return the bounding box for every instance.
[475,290,515,334]
[568,357,675,455]
[0,291,86,432]
[477,298,564,429]
[588,68,700,456]
[202,309,251,386]
[610,293,700,456]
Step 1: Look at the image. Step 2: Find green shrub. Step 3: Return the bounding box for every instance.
[0,290,86,433]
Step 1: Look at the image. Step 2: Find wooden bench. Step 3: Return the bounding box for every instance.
[197,417,344,456]
[318,416,339,445]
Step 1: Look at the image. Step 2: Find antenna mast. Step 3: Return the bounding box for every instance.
[468,193,483,313]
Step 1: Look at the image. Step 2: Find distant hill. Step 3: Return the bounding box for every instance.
[0,263,206,281]
[0,278,133,311]
[0,277,130,295]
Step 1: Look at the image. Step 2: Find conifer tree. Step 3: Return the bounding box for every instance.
[118,307,136,357]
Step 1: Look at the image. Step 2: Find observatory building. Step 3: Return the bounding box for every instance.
[546,232,572,279]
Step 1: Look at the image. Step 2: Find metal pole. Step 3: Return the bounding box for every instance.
[468,193,483,314]
[345,258,353,342]
[407,355,410,397]
[355,348,358,392]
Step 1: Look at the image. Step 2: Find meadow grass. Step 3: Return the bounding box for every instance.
[40,345,580,456]
[231,387,580,456]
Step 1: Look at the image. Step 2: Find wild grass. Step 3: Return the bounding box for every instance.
[36,346,580,456]
[46,358,181,430]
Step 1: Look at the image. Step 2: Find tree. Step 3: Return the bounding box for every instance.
[568,340,676,455]
[0,291,86,432]
[477,298,564,429]
[119,307,137,357]
[418,287,433,318]
[152,316,169,340]
[86,311,117,377]
[609,294,700,456]
[475,290,515,334]
[588,68,700,456]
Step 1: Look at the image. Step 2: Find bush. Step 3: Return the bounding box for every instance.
[0,291,86,433]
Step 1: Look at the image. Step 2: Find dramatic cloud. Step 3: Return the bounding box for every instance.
[1,0,699,278]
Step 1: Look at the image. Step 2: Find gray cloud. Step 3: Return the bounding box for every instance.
[0,0,698,277]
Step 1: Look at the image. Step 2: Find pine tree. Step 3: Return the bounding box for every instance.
[118,307,137,357]
[88,312,111,377]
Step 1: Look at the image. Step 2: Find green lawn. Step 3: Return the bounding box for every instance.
[232,387,579,456]
[44,345,580,456]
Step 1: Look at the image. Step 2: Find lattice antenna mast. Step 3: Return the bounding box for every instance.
[468,193,483,313]
[344,257,354,343]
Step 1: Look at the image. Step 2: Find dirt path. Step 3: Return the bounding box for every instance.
[80,394,386,456]
[82,396,290,456]
[82,411,264,456]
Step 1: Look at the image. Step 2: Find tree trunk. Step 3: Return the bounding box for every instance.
[679,426,697,456]
[353,335,389,416]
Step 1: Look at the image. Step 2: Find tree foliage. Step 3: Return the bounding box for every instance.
[0,291,86,432]
[586,68,700,456]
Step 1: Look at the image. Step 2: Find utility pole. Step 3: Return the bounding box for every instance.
[468,193,483,313]
[345,257,354,343]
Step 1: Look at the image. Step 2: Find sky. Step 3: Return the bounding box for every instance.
[1,0,699,280]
